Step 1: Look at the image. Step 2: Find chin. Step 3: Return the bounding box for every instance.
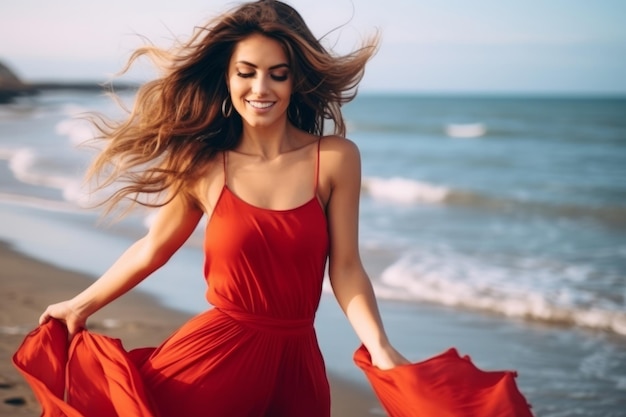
[242,115,286,129]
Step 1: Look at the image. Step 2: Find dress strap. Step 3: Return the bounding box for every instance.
[314,139,321,193]
[222,151,228,186]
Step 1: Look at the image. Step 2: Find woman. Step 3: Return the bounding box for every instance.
[14,1,533,416]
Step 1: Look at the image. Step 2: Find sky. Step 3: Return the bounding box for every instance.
[1,0,625,95]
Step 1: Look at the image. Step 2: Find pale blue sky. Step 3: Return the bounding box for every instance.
[1,0,625,95]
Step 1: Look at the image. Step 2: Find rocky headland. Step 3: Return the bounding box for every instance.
[0,60,138,103]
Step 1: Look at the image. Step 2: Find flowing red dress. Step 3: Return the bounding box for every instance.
[13,143,533,416]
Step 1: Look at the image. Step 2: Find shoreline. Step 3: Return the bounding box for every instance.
[0,240,381,416]
[3,221,626,415]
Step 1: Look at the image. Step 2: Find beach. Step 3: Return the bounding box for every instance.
[0,240,384,417]
[1,91,625,416]
[3,227,626,417]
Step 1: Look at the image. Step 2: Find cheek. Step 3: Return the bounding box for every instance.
[276,81,293,100]
[228,76,245,96]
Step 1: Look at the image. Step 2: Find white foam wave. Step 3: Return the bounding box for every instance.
[445,123,486,138]
[374,249,626,336]
[362,177,449,204]
[8,148,78,191]
[6,148,93,208]
[55,118,97,146]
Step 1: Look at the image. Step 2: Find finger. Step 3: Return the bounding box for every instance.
[39,310,50,325]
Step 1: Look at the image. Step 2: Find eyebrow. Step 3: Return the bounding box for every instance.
[236,61,290,70]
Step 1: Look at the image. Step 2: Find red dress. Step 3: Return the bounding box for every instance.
[13,142,533,416]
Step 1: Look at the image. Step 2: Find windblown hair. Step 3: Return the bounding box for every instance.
[87,0,379,215]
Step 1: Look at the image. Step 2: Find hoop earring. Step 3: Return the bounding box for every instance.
[221,97,233,118]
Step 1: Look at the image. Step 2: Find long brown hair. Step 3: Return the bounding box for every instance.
[87,0,379,215]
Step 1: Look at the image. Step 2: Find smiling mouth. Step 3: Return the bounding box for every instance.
[246,100,275,109]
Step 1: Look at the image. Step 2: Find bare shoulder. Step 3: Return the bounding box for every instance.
[319,136,361,191]
[319,135,361,168]
[320,135,360,155]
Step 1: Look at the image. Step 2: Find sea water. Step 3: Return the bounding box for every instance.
[1,91,625,415]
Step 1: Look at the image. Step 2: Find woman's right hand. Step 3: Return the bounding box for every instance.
[39,300,87,339]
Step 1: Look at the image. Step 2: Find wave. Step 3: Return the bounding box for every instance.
[362,177,449,204]
[373,249,626,336]
[8,148,79,191]
[362,176,626,228]
[4,147,92,208]
[362,176,515,207]
[444,123,486,138]
[348,117,623,143]
[347,119,492,138]
[55,116,98,147]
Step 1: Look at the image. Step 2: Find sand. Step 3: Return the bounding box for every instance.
[0,240,381,416]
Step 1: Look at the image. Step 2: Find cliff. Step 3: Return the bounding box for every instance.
[0,61,35,102]
[0,60,138,103]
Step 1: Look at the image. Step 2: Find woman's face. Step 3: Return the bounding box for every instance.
[227,33,293,129]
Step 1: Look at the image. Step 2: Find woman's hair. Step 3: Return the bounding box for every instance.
[87,0,379,215]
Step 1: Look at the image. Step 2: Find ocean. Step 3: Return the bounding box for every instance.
[1,91,625,415]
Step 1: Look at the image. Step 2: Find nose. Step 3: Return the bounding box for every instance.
[251,74,269,96]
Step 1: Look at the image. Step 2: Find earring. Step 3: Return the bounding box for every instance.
[221,96,233,118]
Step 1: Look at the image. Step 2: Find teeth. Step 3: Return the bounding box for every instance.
[248,101,274,109]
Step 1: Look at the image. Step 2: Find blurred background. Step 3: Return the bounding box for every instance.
[1,0,625,94]
[1,1,626,416]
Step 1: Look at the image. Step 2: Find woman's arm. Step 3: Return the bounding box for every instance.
[39,191,204,337]
[324,137,409,370]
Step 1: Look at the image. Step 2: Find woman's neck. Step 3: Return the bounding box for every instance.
[237,120,299,160]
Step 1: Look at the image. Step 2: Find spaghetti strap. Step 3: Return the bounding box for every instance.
[314,139,321,193]
[223,151,228,186]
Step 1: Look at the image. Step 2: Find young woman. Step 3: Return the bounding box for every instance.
[14,1,533,416]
